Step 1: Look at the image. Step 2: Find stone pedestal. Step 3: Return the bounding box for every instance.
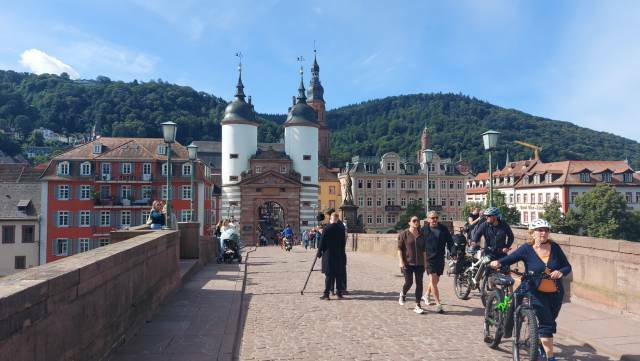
[340,204,364,233]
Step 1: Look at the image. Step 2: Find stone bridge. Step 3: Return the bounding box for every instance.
[1,223,639,360]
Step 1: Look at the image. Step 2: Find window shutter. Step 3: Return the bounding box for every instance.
[90,239,98,249]
[54,185,59,200]
[69,212,74,227]
[51,239,58,256]
[63,239,69,256]
[74,239,80,254]
[54,212,59,227]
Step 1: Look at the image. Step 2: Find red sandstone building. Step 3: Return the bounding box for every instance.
[40,137,219,263]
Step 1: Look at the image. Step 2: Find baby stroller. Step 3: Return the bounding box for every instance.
[217,229,242,264]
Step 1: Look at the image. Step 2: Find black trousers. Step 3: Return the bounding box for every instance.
[324,272,345,296]
[402,265,425,304]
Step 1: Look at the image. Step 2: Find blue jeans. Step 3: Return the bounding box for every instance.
[150,223,162,230]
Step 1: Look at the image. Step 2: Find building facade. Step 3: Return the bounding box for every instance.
[318,165,342,215]
[40,137,218,263]
[342,130,470,233]
[466,159,640,225]
[0,165,42,275]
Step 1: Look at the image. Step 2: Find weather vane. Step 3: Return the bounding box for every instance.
[235,51,243,73]
[297,55,305,75]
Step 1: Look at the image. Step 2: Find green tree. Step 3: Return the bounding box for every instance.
[27,130,44,146]
[541,198,580,234]
[574,184,629,239]
[492,191,520,225]
[394,202,426,230]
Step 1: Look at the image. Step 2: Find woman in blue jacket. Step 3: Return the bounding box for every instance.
[490,219,571,361]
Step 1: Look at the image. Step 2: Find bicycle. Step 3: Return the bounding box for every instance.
[453,248,495,305]
[483,269,548,361]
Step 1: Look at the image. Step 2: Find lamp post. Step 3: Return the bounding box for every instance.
[423,149,433,215]
[187,143,198,222]
[481,130,501,207]
[161,121,178,229]
[311,203,318,227]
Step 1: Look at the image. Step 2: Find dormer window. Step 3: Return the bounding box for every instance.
[80,161,91,176]
[579,172,590,183]
[533,174,541,184]
[509,176,514,185]
[623,172,633,183]
[386,162,396,172]
[57,161,70,176]
[601,172,612,183]
[93,143,102,154]
[545,174,553,183]
[523,176,529,185]
[182,163,192,176]
[157,145,167,155]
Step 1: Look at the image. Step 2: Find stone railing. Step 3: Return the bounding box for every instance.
[351,226,640,318]
[0,230,181,361]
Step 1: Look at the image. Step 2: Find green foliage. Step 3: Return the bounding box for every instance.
[2,71,640,172]
[541,198,580,234]
[573,184,639,240]
[394,202,427,230]
[327,94,640,170]
[492,191,521,225]
[0,132,21,155]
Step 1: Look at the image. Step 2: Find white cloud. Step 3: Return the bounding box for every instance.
[19,48,80,78]
[65,41,158,75]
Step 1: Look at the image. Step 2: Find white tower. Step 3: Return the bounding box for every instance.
[284,69,319,230]
[221,64,258,221]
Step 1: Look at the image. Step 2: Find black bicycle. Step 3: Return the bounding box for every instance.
[453,248,498,306]
[483,270,548,361]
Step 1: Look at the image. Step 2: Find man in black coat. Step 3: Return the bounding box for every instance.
[317,213,347,299]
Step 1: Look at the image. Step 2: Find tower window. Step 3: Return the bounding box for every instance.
[230,154,239,159]
[303,176,311,182]
[303,155,311,160]
[229,176,238,181]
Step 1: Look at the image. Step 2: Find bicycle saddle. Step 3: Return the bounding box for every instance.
[491,273,515,286]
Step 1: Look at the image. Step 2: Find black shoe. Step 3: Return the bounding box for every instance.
[331,291,336,295]
[342,290,350,295]
[337,293,344,299]
[320,294,330,300]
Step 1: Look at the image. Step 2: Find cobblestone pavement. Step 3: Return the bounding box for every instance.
[238,246,612,361]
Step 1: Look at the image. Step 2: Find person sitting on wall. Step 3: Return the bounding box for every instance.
[148,200,166,230]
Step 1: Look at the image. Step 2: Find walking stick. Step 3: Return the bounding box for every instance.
[300,255,319,295]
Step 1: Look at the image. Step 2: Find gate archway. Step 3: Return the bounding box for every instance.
[257,201,286,244]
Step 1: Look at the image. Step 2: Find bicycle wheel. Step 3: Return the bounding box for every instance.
[453,272,472,300]
[480,271,491,306]
[483,290,504,349]
[512,306,540,361]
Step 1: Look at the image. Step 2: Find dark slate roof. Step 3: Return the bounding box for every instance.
[0,183,41,219]
[221,74,258,125]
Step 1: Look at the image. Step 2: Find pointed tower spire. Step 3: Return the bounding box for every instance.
[297,62,307,103]
[235,54,245,101]
[307,48,324,102]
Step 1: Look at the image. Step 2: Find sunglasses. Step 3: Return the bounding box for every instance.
[428,217,439,220]
[410,219,420,223]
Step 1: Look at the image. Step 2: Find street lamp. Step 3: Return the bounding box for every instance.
[481,130,501,207]
[187,143,198,222]
[161,121,178,229]
[423,149,433,214]
[311,203,318,227]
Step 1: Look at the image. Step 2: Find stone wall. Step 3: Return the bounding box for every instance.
[0,230,181,361]
[351,226,640,318]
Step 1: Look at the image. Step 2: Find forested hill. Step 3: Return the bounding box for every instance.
[326,94,640,170]
[1,70,639,170]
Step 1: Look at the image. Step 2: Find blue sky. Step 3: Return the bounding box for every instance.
[1,0,639,140]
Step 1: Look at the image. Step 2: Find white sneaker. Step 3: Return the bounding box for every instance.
[422,294,435,305]
[414,304,425,314]
[399,292,406,306]
[435,303,444,313]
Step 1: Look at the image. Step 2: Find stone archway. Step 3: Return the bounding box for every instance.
[256,201,286,245]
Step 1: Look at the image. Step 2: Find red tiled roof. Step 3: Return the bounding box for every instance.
[52,137,190,161]
[514,160,638,188]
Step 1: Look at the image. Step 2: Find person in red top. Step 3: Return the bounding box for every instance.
[397,215,428,314]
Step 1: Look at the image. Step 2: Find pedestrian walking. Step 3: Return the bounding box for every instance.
[397,215,427,314]
[421,211,453,313]
[316,213,347,300]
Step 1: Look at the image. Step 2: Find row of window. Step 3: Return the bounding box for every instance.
[509,192,560,205]
[355,196,463,208]
[1,225,35,244]
[52,238,111,256]
[470,172,634,189]
[356,178,464,190]
[570,191,640,204]
[56,161,193,177]
[55,184,194,201]
[363,213,454,225]
[54,209,195,227]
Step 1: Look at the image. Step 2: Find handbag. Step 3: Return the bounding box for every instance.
[537,268,558,293]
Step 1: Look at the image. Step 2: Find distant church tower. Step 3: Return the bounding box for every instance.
[307,50,330,166]
[220,63,258,220]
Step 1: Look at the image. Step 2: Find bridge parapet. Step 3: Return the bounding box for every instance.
[0,229,181,361]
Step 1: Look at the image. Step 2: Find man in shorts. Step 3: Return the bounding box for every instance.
[421,211,453,313]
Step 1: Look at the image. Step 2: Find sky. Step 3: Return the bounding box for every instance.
[1,0,639,141]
